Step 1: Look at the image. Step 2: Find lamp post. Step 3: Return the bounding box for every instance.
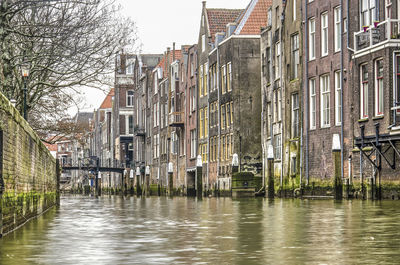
[20,59,30,121]
[196,155,203,199]
[332,134,343,200]
[267,144,274,199]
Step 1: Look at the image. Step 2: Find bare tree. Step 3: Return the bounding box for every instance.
[0,0,137,133]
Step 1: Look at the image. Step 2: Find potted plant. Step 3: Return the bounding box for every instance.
[363,25,369,32]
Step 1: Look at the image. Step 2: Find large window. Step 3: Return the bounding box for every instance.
[335,71,342,125]
[227,62,232,92]
[334,6,341,52]
[310,78,316,129]
[375,59,384,116]
[361,64,369,118]
[309,18,316,60]
[361,0,376,28]
[321,12,328,56]
[222,65,226,94]
[274,134,281,160]
[190,130,196,158]
[320,75,330,127]
[275,42,281,79]
[199,65,203,97]
[126,90,134,107]
[204,63,208,96]
[199,108,204,139]
[291,34,299,79]
[292,93,299,138]
[396,54,400,114]
[221,104,226,129]
[204,106,208,137]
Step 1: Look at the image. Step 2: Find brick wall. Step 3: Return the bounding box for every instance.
[0,92,57,237]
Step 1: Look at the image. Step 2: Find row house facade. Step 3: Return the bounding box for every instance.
[349,0,400,196]
[261,0,303,192]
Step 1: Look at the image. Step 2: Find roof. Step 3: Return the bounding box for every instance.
[155,50,182,79]
[206,8,244,42]
[235,0,272,35]
[100,88,114,109]
[43,141,57,152]
[74,112,92,124]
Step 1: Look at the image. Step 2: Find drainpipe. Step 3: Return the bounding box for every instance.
[340,0,344,181]
[304,0,310,185]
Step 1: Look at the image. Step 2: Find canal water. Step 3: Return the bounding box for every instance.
[1,196,400,265]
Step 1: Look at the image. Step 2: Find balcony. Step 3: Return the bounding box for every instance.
[169,112,184,127]
[134,126,145,137]
[354,19,400,56]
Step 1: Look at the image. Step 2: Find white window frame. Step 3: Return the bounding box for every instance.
[292,33,299,79]
[293,0,296,21]
[275,42,281,80]
[334,6,341,52]
[361,0,376,29]
[309,18,316,60]
[335,71,342,126]
[291,93,299,138]
[321,12,328,57]
[310,78,316,129]
[375,59,384,116]
[320,74,330,128]
[360,64,369,119]
[126,90,134,107]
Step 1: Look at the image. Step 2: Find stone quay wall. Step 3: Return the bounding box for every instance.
[0,92,58,237]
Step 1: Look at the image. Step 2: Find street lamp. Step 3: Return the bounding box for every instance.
[20,58,30,121]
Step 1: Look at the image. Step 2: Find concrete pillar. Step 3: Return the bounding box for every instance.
[145,166,150,196]
[196,155,203,199]
[168,162,173,196]
[266,145,274,199]
[136,167,141,196]
[332,134,343,200]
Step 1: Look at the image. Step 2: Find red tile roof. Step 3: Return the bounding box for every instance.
[206,8,244,42]
[100,88,114,109]
[155,50,182,79]
[237,0,272,35]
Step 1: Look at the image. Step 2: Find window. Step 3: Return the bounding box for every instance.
[204,106,208,137]
[210,138,214,162]
[126,115,133,134]
[204,63,208,96]
[222,65,226,94]
[266,47,271,83]
[309,18,315,60]
[221,135,226,161]
[292,93,299,138]
[227,62,232,92]
[375,60,384,116]
[361,64,369,118]
[275,42,281,80]
[199,108,204,139]
[202,34,206,52]
[274,134,281,160]
[199,65,203,97]
[221,104,226,129]
[213,64,217,91]
[291,34,299,79]
[126,90,134,107]
[320,75,330,127]
[191,87,196,112]
[321,12,328,56]
[230,133,234,155]
[171,132,177,154]
[126,60,133,75]
[395,54,400,114]
[343,17,347,33]
[335,71,342,125]
[334,6,341,52]
[154,73,158,94]
[230,101,234,125]
[226,103,231,127]
[190,130,196,158]
[310,79,316,129]
[361,0,376,28]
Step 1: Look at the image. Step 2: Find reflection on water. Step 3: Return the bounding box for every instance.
[1,196,400,264]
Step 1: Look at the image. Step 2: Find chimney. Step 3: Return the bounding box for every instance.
[173,42,176,62]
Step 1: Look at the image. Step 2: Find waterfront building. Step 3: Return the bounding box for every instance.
[349,0,400,198]
[302,0,351,187]
[261,0,303,193]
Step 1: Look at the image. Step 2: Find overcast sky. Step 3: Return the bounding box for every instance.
[78,0,247,114]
